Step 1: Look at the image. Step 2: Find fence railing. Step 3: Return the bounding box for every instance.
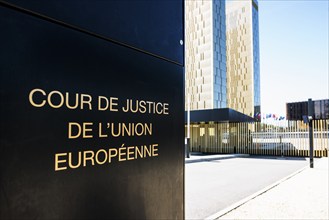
[185,119,329,157]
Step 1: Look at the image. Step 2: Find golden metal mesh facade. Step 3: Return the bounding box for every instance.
[226,0,260,117]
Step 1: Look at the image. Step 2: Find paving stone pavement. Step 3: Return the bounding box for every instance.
[215,157,329,220]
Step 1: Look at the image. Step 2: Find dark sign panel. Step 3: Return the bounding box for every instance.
[1,0,184,65]
[0,1,184,219]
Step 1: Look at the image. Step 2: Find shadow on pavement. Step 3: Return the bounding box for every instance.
[246,155,308,161]
[185,153,247,164]
[185,152,309,164]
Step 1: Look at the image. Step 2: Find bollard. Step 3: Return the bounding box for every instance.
[186,138,190,158]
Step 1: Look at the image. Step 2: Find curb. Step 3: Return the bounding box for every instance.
[205,162,310,220]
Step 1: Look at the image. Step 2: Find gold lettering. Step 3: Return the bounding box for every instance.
[81,94,92,110]
[156,102,163,114]
[68,152,81,169]
[98,96,118,111]
[98,96,108,111]
[163,103,169,114]
[111,123,121,137]
[83,151,95,166]
[122,123,131,136]
[95,149,108,164]
[144,123,152,136]
[29,88,46,107]
[139,100,146,113]
[127,146,135,160]
[55,144,159,171]
[118,146,126,161]
[65,92,79,109]
[55,153,67,171]
[152,144,159,156]
[144,145,152,157]
[134,123,144,136]
[135,146,143,158]
[68,122,81,139]
[98,123,108,138]
[122,99,129,112]
[110,97,118,111]
[108,148,118,162]
[48,90,64,108]
[83,122,93,138]
[130,100,138,113]
[146,101,154,113]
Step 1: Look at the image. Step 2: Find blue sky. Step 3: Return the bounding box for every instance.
[258,0,328,116]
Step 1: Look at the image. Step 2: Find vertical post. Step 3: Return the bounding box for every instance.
[186,96,190,158]
[308,98,314,168]
[280,135,283,157]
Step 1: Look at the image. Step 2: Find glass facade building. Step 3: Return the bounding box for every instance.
[286,99,329,120]
[226,0,261,117]
[185,0,227,110]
